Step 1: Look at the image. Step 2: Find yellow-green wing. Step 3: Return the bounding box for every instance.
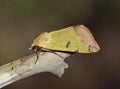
[32,25,100,53]
[41,26,91,53]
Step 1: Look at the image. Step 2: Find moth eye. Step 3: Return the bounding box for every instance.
[66,41,71,48]
[32,46,40,52]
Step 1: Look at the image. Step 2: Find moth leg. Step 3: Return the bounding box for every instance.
[34,50,40,64]
[31,46,41,64]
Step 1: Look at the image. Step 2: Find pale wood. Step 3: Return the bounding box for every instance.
[0,52,71,88]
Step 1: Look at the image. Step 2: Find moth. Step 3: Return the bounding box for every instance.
[30,25,100,63]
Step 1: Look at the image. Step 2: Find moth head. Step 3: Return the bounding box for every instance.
[29,32,50,52]
[29,46,40,52]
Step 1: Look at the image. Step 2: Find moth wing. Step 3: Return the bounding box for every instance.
[41,25,99,53]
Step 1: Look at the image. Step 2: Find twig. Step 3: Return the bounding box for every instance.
[0,52,71,88]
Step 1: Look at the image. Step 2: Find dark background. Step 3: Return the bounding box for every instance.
[0,0,120,89]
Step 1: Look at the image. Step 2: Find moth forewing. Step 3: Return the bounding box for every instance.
[31,25,100,53]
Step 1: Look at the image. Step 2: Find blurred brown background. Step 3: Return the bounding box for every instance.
[0,0,120,89]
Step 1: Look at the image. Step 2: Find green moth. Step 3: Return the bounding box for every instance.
[30,25,100,53]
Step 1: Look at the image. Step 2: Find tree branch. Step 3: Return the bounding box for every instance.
[0,52,71,88]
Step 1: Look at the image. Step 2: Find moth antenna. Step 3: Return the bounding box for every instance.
[52,52,64,59]
[43,50,64,59]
